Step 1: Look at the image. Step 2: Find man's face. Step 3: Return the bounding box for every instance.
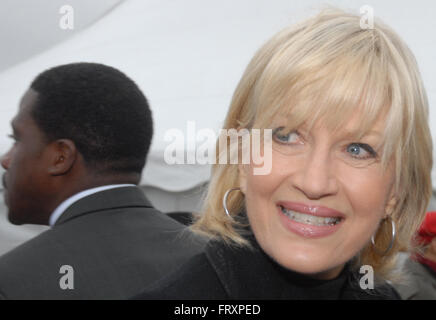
[1,89,53,225]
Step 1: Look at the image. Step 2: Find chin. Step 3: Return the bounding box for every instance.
[281,258,343,279]
[7,214,24,225]
[268,243,345,279]
[7,209,31,225]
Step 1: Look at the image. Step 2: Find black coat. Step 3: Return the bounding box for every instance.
[0,186,206,299]
[135,235,400,300]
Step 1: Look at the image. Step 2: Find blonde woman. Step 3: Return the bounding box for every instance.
[137,9,432,299]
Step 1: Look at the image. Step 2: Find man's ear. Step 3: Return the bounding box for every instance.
[47,139,77,176]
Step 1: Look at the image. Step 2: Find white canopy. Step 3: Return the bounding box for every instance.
[0,0,435,192]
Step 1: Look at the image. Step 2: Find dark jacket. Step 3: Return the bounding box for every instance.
[135,235,400,300]
[0,186,206,299]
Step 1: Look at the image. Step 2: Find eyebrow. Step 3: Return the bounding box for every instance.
[340,129,383,139]
[272,119,384,139]
[301,123,384,139]
[315,127,385,144]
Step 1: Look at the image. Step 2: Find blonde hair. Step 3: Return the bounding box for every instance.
[192,8,433,281]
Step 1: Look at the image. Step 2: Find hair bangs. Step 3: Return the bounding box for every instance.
[252,40,394,167]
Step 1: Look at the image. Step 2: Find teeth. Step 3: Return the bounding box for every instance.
[280,206,341,226]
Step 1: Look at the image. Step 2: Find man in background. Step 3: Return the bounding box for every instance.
[0,62,204,299]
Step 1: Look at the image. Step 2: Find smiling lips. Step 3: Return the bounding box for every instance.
[277,201,345,238]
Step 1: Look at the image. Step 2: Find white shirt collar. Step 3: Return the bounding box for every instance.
[49,184,136,226]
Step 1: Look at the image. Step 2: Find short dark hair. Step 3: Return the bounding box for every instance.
[30,62,153,174]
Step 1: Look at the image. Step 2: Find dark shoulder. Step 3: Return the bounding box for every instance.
[0,229,73,299]
[369,282,402,300]
[133,252,228,300]
[355,284,401,300]
[0,228,54,265]
[342,272,402,300]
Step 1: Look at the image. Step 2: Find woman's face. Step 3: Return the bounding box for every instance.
[239,112,396,279]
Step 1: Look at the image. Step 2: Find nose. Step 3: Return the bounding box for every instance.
[290,146,339,200]
[1,149,12,170]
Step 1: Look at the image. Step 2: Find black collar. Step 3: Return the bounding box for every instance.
[55,186,153,226]
[205,235,355,299]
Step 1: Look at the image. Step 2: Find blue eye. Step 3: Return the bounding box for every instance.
[273,127,300,144]
[346,143,377,159]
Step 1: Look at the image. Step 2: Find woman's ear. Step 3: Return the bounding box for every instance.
[384,196,397,218]
[47,139,77,176]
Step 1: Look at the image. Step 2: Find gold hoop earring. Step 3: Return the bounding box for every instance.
[222,188,241,219]
[371,216,396,255]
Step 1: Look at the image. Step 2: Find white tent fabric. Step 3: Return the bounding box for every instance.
[0,0,435,191]
[0,0,434,255]
[0,0,304,192]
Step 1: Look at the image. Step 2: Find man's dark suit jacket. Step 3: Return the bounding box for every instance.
[0,186,206,299]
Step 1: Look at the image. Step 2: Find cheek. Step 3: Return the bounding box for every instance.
[338,165,393,217]
[8,150,45,191]
[335,165,395,254]
[243,173,276,225]
[243,155,289,204]
[242,157,291,236]
[9,154,28,177]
